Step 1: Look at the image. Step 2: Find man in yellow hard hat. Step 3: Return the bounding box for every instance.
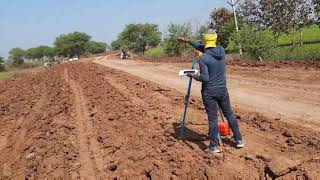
[177,29,244,153]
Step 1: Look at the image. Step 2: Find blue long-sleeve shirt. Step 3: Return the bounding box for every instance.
[190,41,227,92]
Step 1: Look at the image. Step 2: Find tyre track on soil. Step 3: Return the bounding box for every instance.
[63,68,104,179]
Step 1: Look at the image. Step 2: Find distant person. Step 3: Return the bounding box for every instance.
[177,29,244,153]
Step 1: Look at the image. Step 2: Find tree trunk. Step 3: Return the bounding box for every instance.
[291,32,295,47]
[300,30,304,45]
[274,34,279,47]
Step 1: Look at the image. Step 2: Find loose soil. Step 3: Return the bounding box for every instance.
[0,60,319,179]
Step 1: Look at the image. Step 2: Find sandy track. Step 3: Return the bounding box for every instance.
[95,58,320,131]
[0,61,319,179]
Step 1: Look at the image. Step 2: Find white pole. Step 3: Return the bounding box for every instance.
[229,0,243,55]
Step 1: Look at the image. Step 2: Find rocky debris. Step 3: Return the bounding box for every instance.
[245,154,256,161]
[108,164,118,171]
[312,156,320,162]
[266,157,300,178]
[26,153,36,160]
[154,87,170,92]
[282,130,294,137]
[256,154,272,162]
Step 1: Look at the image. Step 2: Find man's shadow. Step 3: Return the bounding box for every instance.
[171,122,208,151]
[171,122,236,151]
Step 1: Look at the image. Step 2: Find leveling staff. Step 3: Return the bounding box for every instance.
[177,29,244,153]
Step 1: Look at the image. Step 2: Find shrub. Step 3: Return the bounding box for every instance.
[233,25,274,60]
[164,23,194,56]
[145,47,166,58]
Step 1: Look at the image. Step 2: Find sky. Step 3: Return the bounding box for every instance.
[0,0,229,57]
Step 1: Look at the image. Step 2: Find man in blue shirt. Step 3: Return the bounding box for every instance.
[177,29,244,153]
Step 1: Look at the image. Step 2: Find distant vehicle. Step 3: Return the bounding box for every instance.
[120,50,128,59]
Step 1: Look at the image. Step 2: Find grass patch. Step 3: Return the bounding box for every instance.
[145,47,166,58]
[228,26,320,51]
[226,25,320,60]
[277,26,320,46]
[0,71,15,80]
[267,43,320,61]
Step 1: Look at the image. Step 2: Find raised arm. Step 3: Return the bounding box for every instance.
[190,41,205,53]
[176,37,204,53]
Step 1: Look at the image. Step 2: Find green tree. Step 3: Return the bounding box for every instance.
[27,46,54,61]
[9,47,26,65]
[294,0,313,44]
[210,8,236,48]
[164,23,194,56]
[54,32,91,58]
[260,0,312,42]
[0,57,5,72]
[114,23,161,54]
[234,24,274,61]
[239,0,313,44]
[111,39,126,50]
[87,41,107,54]
[194,25,209,41]
[237,0,262,27]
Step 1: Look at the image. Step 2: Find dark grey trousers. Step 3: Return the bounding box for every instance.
[202,87,243,147]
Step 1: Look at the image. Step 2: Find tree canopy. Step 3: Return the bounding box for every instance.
[314,0,320,25]
[112,23,161,54]
[26,46,54,60]
[9,48,26,65]
[238,0,314,40]
[210,8,236,48]
[194,25,209,41]
[87,41,107,54]
[234,25,274,60]
[54,32,91,58]
[164,23,194,56]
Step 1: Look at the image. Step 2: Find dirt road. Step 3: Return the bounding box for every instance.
[95,58,320,131]
[0,60,319,179]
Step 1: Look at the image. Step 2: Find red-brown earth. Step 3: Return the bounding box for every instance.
[0,59,319,179]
